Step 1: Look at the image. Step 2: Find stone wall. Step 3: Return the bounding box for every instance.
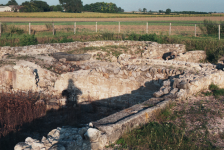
[3,41,223,150]
[174,50,207,63]
[0,41,186,59]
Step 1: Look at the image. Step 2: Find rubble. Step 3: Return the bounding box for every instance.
[0,41,223,150]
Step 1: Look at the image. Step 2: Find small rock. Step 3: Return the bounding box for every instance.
[84,128,100,142]
[89,122,93,127]
[153,91,164,98]
[123,70,128,76]
[14,142,31,150]
[162,87,171,94]
[78,127,89,138]
[170,88,178,95]
[163,80,170,86]
[59,58,66,63]
[177,80,189,89]
[146,72,152,78]
[114,67,120,74]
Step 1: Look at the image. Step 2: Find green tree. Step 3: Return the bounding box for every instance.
[165,8,171,14]
[83,2,123,13]
[32,1,50,12]
[143,8,147,13]
[59,0,83,13]
[6,0,18,5]
[21,1,39,12]
[51,5,63,11]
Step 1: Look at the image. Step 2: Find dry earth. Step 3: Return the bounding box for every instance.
[15,25,202,35]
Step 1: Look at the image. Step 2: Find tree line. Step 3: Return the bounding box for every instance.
[1,0,124,13]
[139,8,209,14]
[1,0,216,14]
[83,2,124,13]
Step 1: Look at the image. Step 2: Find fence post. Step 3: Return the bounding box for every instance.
[219,24,220,40]
[0,22,1,37]
[53,22,54,35]
[96,22,97,33]
[169,23,171,36]
[195,24,196,37]
[146,22,148,34]
[119,22,120,33]
[29,22,31,35]
[74,22,76,35]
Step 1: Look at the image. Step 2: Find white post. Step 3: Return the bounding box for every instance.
[219,24,220,40]
[96,22,97,33]
[195,24,196,37]
[53,22,54,35]
[74,22,76,34]
[0,22,1,37]
[119,22,120,33]
[169,23,171,36]
[146,22,148,34]
[29,22,31,35]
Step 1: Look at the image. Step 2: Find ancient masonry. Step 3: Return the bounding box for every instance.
[0,41,223,150]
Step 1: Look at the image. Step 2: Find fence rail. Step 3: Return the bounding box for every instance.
[0,21,223,40]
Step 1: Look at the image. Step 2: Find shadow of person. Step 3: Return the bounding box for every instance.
[62,79,82,108]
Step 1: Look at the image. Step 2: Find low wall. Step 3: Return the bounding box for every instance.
[0,41,185,60]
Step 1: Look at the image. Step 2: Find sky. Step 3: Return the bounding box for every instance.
[1,0,223,12]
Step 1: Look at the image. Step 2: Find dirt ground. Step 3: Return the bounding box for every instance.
[172,93,224,149]
[17,25,201,35]
[1,16,224,22]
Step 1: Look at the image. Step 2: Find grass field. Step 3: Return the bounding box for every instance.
[0,12,224,19]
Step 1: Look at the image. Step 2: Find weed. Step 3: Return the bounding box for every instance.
[139,33,162,43]
[203,83,224,98]
[101,32,114,40]
[219,132,224,139]
[45,23,53,31]
[9,25,24,36]
[198,19,224,35]
[202,91,213,96]
[20,34,38,46]
[1,23,7,33]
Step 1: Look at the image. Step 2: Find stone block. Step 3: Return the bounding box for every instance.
[163,80,170,86]
[153,91,164,98]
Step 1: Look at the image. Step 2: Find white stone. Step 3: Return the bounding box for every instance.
[14,142,31,150]
[84,128,101,142]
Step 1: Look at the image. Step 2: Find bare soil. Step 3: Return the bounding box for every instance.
[171,93,224,149]
[17,25,202,35]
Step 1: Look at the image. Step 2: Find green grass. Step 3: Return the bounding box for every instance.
[111,102,218,150]
[115,122,189,150]
[202,83,224,98]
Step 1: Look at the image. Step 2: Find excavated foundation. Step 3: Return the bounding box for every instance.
[1,41,224,150]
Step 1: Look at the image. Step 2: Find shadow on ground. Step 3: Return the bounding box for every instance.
[0,78,163,150]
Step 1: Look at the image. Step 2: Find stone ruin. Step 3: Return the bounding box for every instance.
[0,40,223,150]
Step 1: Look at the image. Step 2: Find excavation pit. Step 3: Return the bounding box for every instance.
[1,41,224,150]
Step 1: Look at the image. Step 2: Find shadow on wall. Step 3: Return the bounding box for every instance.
[62,79,82,107]
[92,79,162,109]
[0,77,173,150]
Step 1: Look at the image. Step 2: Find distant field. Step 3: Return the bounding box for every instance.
[0,12,224,19]
[3,21,203,26]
